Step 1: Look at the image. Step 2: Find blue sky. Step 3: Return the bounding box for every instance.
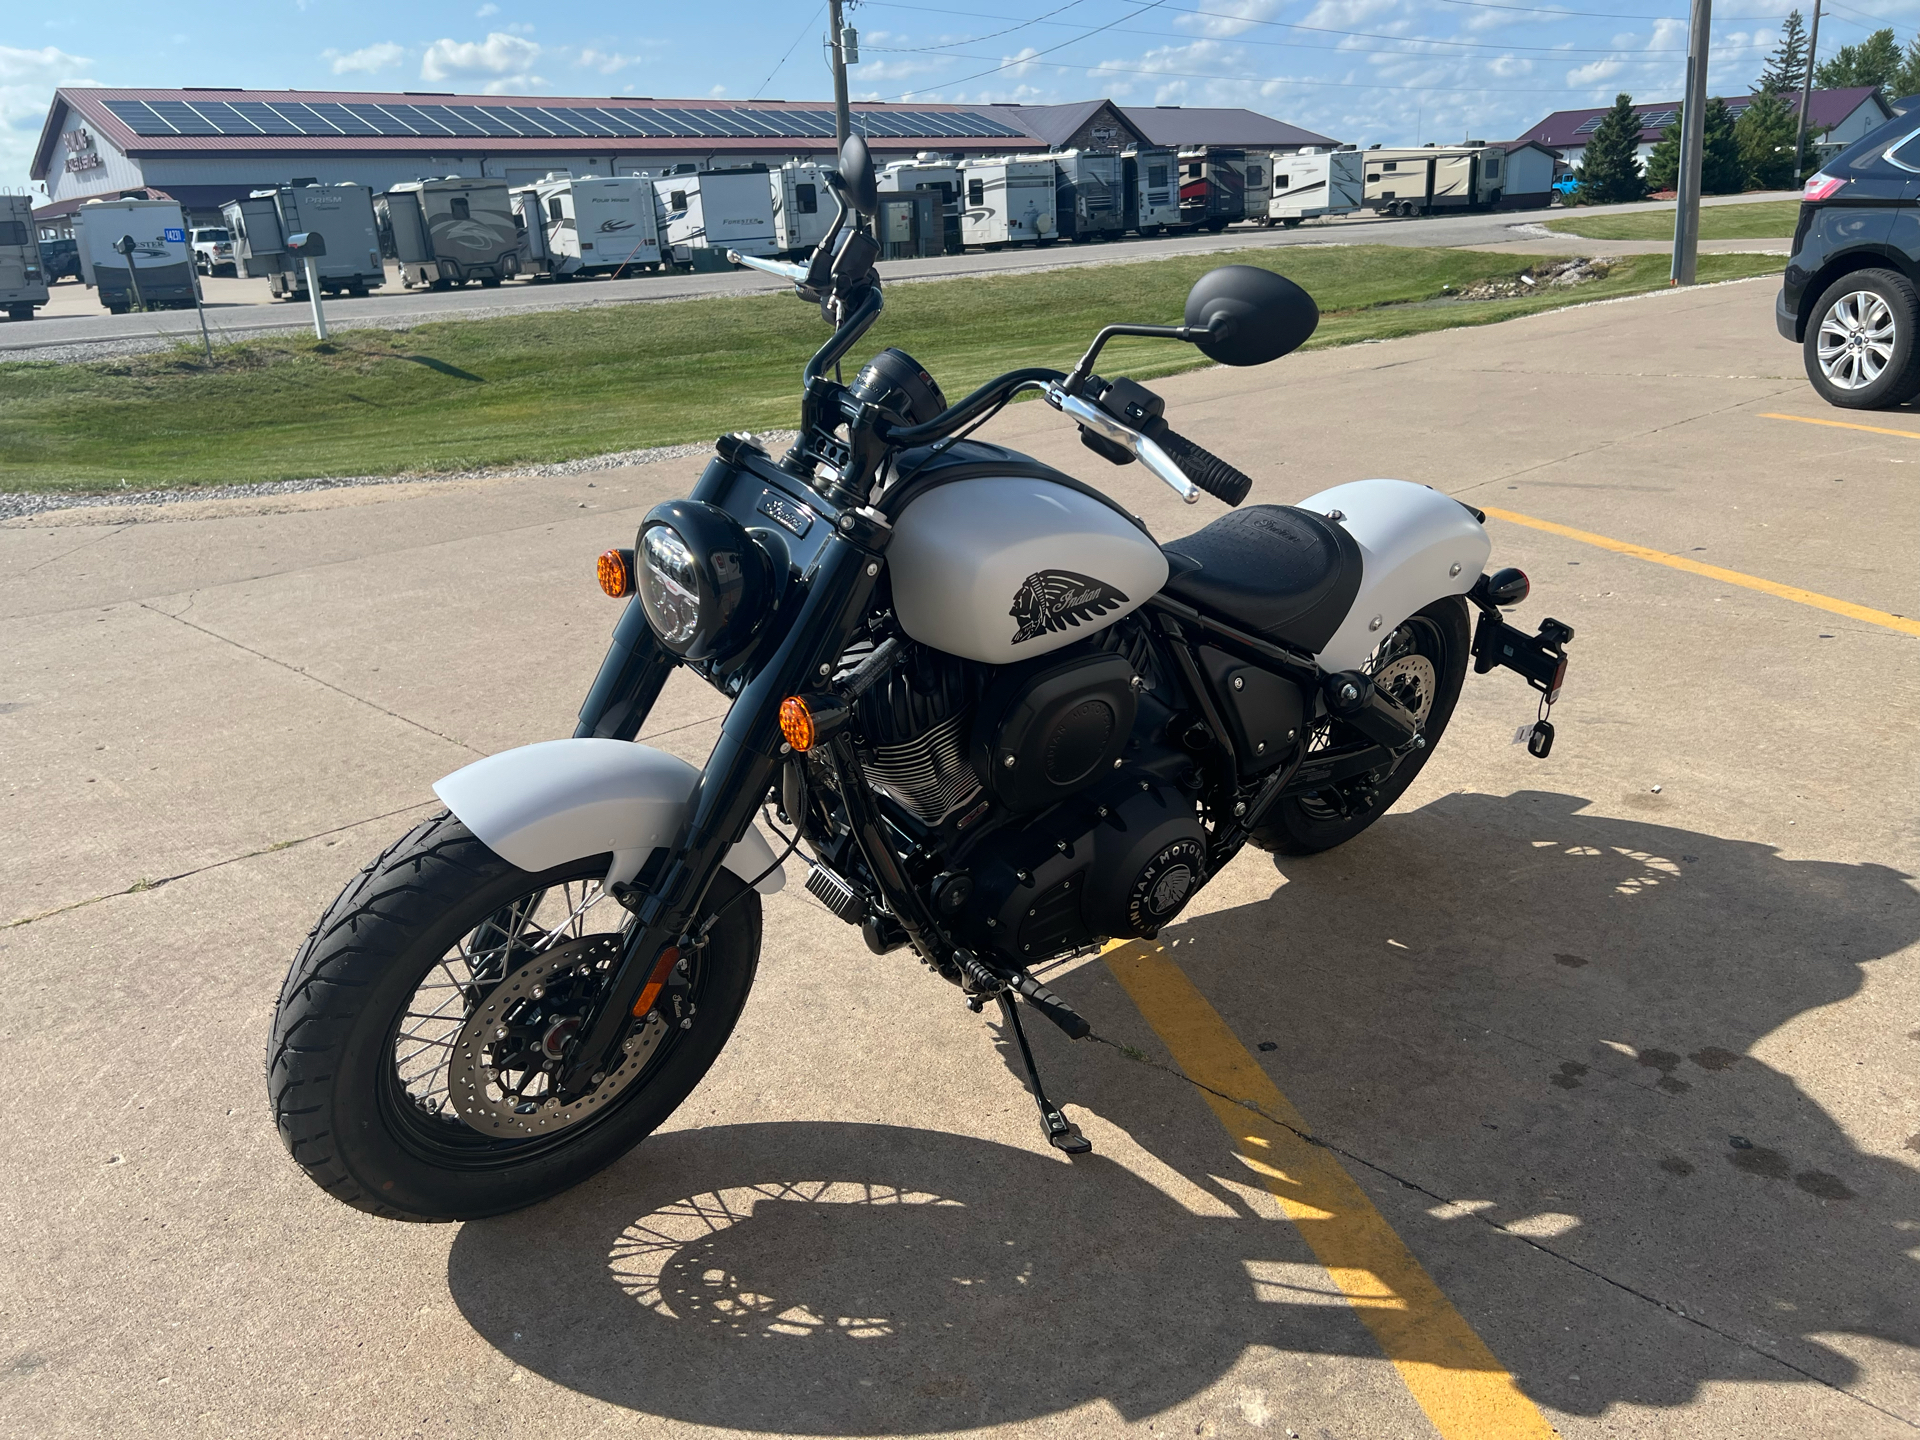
[6,0,1915,191]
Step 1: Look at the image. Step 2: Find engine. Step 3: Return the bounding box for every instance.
[846,618,1210,963]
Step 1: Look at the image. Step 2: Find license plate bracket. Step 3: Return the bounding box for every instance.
[1472,613,1572,702]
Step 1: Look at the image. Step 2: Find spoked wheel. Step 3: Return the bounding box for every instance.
[268,812,760,1220]
[1251,596,1469,856]
[1804,269,1920,410]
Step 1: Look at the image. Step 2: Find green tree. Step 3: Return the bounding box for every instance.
[1890,37,1920,99]
[1641,98,1743,193]
[1575,93,1649,204]
[1736,89,1800,189]
[1814,27,1902,88]
[1758,10,1811,94]
[1645,114,1683,192]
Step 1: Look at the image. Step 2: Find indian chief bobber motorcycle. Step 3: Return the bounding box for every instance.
[268,137,1573,1221]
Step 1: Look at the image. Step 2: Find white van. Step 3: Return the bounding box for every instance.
[0,195,49,320]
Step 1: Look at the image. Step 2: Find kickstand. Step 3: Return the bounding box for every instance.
[996,991,1092,1155]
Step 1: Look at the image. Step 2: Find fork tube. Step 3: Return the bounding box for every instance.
[574,598,677,742]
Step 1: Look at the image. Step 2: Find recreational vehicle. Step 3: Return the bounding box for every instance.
[0,195,49,320]
[1363,145,1507,216]
[74,197,196,313]
[1177,147,1246,231]
[878,158,962,254]
[1051,150,1124,242]
[770,162,836,256]
[654,167,778,264]
[959,158,1057,248]
[224,183,385,299]
[1231,152,1272,223]
[515,175,662,278]
[1267,149,1365,225]
[1121,148,1180,234]
[379,178,524,288]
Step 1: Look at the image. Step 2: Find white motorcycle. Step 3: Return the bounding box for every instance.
[268,137,1572,1220]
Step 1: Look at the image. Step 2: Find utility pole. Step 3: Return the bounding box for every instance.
[1795,1,1824,181]
[827,0,852,148]
[1671,0,1712,285]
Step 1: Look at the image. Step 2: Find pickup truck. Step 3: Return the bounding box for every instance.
[190,226,238,277]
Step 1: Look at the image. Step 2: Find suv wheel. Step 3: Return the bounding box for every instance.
[1805,269,1920,409]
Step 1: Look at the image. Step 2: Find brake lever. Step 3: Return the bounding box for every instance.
[1044,383,1199,503]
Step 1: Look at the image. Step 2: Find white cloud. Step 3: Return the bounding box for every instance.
[476,3,499,14]
[421,32,545,92]
[324,42,405,75]
[573,47,635,74]
[1,44,93,192]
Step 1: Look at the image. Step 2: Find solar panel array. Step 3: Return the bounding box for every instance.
[1570,107,1681,136]
[99,96,1027,142]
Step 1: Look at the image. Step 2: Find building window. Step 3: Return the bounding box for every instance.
[796,183,817,213]
[451,198,470,220]
[968,177,984,205]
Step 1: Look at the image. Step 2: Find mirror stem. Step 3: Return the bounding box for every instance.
[1062,320,1216,397]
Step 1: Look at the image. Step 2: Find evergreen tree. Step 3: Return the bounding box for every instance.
[1737,88,1801,189]
[1640,99,1742,193]
[1758,10,1811,94]
[1645,114,1683,192]
[1575,93,1650,204]
[1815,27,1902,88]
[1890,37,1920,100]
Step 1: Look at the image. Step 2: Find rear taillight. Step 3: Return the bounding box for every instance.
[1803,173,1846,201]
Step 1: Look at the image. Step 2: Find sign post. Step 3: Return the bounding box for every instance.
[167,225,214,362]
[112,234,147,313]
[285,231,329,340]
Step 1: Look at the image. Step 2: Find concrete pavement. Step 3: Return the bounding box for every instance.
[3,273,1915,1438]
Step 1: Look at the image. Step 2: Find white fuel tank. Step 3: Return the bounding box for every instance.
[888,476,1169,664]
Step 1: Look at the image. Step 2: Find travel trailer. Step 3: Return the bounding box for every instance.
[1230,152,1272,223]
[224,183,385,298]
[878,158,962,254]
[770,162,837,256]
[379,178,524,287]
[959,158,1058,248]
[1051,150,1125,241]
[1121,148,1180,234]
[74,197,196,313]
[1266,149,1366,224]
[1177,147,1246,230]
[654,167,779,263]
[1,195,49,320]
[515,175,662,278]
[1362,145,1507,216]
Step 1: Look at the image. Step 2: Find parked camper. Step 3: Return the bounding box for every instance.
[1363,145,1507,216]
[1121,148,1180,234]
[1266,149,1365,225]
[515,174,662,279]
[224,183,384,299]
[35,214,80,283]
[380,177,524,288]
[1048,150,1124,242]
[1231,152,1272,224]
[878,158,962,254]
[1177,147,1246,231]
[190,225,237,276]
[1,195,50,319]
[959,158,1057,248]
[770,162,836,256]
[74,197,196,314]
[654,166,778,264]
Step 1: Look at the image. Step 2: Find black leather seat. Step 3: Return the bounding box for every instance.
[1159,505,1363,654]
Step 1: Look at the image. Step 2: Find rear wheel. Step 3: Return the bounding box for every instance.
[267,812,761,1221]
[1804,269,1920,409]
[1251,596,1470,856]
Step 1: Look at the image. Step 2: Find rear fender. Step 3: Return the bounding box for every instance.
[1297,479,1490,671]
[432,738,786,894]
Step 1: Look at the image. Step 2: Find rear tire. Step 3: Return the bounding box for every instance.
[267,811,761,1221]
[1251,596,1470,856]
[1803,268,1920,409]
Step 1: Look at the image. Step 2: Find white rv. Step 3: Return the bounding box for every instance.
[1121,149,1180,234]
[1267,149,1365,225]
[378,178,525,288]
[654,167,778,263]
[1362,145,1507,216]
[515,175,662,278]
[959,158,1057,248]
[74,197,196,314]
[0,195,49,320]
[1231,152,1272,224]
[224,183,385,299]
[770,162,836,256]
[879,158,962,253]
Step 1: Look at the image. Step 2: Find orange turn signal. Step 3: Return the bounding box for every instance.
[632,945,680,1018]
[597,547,635,599]
[779,696,816,752]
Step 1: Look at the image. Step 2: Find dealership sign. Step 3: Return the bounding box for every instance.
[63,127,103,174]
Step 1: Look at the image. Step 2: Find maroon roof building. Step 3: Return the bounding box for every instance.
[1514,86,1892,174]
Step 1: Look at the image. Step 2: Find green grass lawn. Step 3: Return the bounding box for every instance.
[0,246,1784,492]
[1544,198,1800,241]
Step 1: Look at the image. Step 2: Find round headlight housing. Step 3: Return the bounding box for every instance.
[636,500,773,663]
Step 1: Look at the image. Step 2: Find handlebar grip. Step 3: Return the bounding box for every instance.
[1157,429,1252,506]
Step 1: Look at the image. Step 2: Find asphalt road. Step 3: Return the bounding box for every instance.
[5,273,1913,1439]
[4,190,1797,359]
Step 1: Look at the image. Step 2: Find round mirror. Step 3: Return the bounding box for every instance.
[835,133,880,217]
[1184,265,1319,367]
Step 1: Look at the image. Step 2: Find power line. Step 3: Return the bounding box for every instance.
[753,3,828,99]
[911,0,1096,51]
[881,0,1181,98]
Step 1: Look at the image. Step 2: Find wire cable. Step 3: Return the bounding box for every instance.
[753,2,829,99]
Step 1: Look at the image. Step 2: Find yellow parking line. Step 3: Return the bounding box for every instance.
[1759,411,1920,441]
[1104,940,1558,1440]
[1479,505,1920,637]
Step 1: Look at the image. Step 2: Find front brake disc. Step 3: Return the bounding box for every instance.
[447,933,668,1137]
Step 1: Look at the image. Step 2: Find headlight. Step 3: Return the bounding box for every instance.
[636,500,773,663]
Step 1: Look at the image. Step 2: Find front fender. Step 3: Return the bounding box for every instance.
[432,739,786,894]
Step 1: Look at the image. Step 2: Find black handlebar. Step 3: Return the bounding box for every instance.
[1157,427,1253,506]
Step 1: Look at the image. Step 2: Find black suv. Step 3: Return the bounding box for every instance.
[1779,106,1920,407]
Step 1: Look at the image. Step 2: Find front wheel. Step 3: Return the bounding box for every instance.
[1804,268,1920,409]
[1252,596,1470,856]
[267,812,761,1221]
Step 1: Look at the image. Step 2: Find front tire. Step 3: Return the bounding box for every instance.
[1804,269,1920,409]
[267,812,760,1221]
[1252,596,1469,856]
